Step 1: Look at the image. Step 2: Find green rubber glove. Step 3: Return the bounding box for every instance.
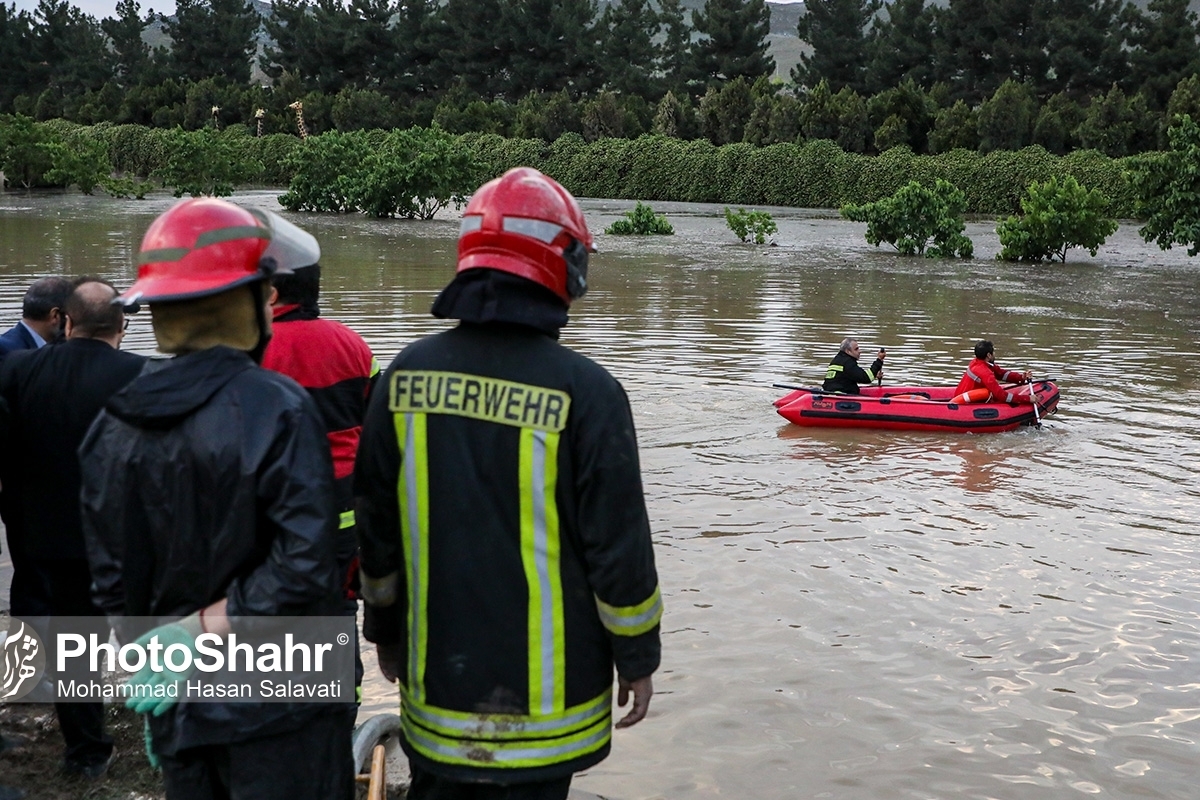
[143,717,161,770]
[124,613,203,717]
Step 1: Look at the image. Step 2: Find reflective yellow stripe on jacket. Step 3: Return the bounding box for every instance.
[595,586,663,636]
[400,689,612,768]
[396,411,430,703]
[389,370,580,754]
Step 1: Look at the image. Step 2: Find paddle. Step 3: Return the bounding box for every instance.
[877,347,885,387]
[772,383,821,393]
[1028,377,1042,429]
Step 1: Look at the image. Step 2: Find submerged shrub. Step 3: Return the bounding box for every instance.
[996,175,1118,262]
[841,178,974,258]
[605,202,674,235]
[724,207,777,244]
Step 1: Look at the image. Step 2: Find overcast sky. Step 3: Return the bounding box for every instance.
[11,0,803,25]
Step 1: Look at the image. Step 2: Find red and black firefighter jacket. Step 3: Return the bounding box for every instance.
[262,304,379,589]
[954,357,1025,403]
[354,320,663,784]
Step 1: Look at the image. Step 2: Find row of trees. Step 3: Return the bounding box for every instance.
[798,0,1200,108]
[0,0,774,113]
[12,68,1200,161]
[6,0,1200,160]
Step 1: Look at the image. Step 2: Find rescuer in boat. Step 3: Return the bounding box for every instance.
[354,167,663,800]
[822,337,885,394]
[78,198,354,800]
[953,340,1034,403]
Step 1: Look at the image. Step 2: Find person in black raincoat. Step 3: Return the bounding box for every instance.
[822,337,885,394]
[355,168,663,800]
[78,198,353,800]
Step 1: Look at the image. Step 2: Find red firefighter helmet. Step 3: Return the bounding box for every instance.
[121,197,320,305]
[457,167,595,304]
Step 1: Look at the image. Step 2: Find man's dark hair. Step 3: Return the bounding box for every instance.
[974,340,995,359]
[22,276,74,321]
[64,278,123,338]
[272,264,321,318]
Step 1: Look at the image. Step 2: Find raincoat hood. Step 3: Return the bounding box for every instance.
[106,346,256,429]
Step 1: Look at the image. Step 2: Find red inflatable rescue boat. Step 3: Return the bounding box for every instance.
[774,381,1060,433]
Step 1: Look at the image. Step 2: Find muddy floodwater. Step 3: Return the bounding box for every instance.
[3,190,1200,800]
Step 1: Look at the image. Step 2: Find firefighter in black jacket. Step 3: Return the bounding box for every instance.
[354,167,663,800]
[822,337,885,394]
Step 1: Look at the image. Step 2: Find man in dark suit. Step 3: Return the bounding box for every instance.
[0,278,146,778]
[0,276,73,359]
[0,275,74,633]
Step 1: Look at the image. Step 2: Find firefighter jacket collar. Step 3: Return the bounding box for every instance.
[106,346,256,430]
[430,269,568,338]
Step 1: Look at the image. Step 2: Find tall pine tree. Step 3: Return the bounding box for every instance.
[656,0,693,96]
[31,0,110,99]
[164,0,260,84]
[931,0,1050,103]
[101,0,152,86]
[1043,0,1128,100]
[1125,0,1200,110]
[506,0,599,98]
[862,0,935,94]
[794,0,879,93]
[598,0,662,99]
[0,4,36,110]
[691,0,774,87]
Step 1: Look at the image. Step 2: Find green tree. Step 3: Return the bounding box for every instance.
[605,201,674,234]
[30,0,110,101]
[651,90,696,138]
[1165,73,1200,126]
[163,0,259,84]
[932,0,1049,103]
[724,207,777,243]
[866,78,935,153]
[380,0,439,99]
[342,127,481,218]
[155,127,262,196]
[657,0,693,96]
[332,88,401,132]
[862,0,935,94]
[841,178,974,258]
[0,113,52,187]
[996,175,1117,262]
[100,0,151,86]
[1032,92,1085,154]
[581,91,630,141]
[279,129,371,211]
[698,76,754,145]
[1076,84,1136,157]
[927,99,978,153]
[1124,0,1200,110]
[506,0,599,98]
[598,0,662,98]
[514,90,583,141]
[794,0,879,93]
[0,5,36,112]
[1043,0,1129,100]
[976,79,1038,153]
[691,0,775,86]
[1129,113,1200,254]
[42,134,111,193]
